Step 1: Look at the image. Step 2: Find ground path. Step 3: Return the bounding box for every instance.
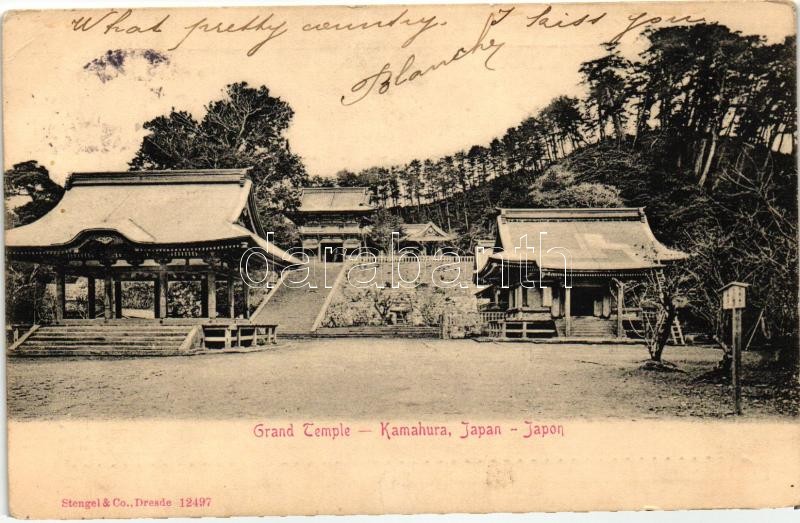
[7,340,794,420]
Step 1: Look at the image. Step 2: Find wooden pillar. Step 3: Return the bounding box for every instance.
[157,266,168,319]
[87,277,96,319]
[616,281,625,339]
[103,273,113,320]
[242,282,251,319]
[732,308,743,415]
[55,268,66,322]
[227,273,236,319]
[207,272,217,319]
[200,276,209,318]
[114,280,123,319]
[602,294,611,318]
[564,286,572,337]
[551,287,560,317]
[154,277,161,318]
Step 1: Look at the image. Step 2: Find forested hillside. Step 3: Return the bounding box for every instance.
[309,23,797,356]
[311,24,795,242]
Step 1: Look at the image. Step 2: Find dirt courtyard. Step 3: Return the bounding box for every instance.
[6,339,796,420]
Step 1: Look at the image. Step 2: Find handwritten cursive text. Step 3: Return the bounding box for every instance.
[341,7,512,106]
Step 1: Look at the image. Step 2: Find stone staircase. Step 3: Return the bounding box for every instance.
[251,262,345,337]
[555,316,616,338]
[9,324,193,356]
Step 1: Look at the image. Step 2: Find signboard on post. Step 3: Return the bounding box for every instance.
[719,282,750,415]
[722,282,747,310]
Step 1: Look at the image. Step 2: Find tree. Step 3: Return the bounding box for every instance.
[4,161,65,324]
[579,43,632,142]
[306,174,337,187]
[335,169,360,187]
[539,96,586,155]
[736,36,796,154]
[528,165,624,208]
[630,264,692,366]
[367,209,405,254]
[4,161,64,229]
[633,24,762,185]
[129,82,307,245]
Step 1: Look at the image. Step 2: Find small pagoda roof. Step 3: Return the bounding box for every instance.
[400,222,456,243]
[5,169,300,265]
[484,207,687,273]
[298,187,374,213]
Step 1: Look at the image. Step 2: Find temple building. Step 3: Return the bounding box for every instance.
[6,169,300,324]
[292,187,374,261]
[476,208,687,340]
[398,222,457,255]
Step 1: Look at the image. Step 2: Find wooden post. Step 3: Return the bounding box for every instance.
[103,273,113,320]
[721,282,748,416]
[153,278,161,318]
[114,280,123,319]
[55,268,66,322]
[550,288,560,317]
[157,267,168,319]
[227,274,236,319]
[616,280,625,339]
[200,275,209,318]
[207,272,217,319]
[732,308,743,415]
[87,277,96,319]
[564,287,572,337]
[242,282,250,319]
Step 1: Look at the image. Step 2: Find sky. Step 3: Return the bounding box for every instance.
[3,2,795,185]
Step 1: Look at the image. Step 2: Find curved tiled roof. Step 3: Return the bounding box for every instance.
[298,187,374,212]
[5,169,301,265]
[400,222,456,242]
[487,207,687,272]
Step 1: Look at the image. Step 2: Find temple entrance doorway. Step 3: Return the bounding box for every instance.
[320,242,344,262]
[571,286,603,316]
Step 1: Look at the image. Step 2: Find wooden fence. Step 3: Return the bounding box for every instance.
[369,255,475,264]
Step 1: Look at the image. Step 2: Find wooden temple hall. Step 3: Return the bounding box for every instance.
[476,208,687,340]
[292,186,459,261]
[5,169,300,355]
[293,187,374,262]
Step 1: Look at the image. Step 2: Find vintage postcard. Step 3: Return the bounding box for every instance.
[3,1,799,518]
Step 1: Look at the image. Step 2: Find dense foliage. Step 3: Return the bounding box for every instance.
[309,24,797,361]
[130,82,307,245]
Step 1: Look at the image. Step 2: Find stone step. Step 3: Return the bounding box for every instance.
[28,340,187,347]
[14,347,187,357]
[10,324,194,356]
[31,334,187,341]
[23,339,183,347]
[35,331,188,337]
[252,263,346,334]
[37,331,189,338]
[43,326,190,332]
